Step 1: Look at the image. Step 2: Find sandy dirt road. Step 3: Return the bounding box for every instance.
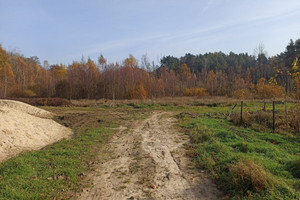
[74,111,222,200]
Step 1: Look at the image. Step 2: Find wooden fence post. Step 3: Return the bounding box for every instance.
[240,101,243,125]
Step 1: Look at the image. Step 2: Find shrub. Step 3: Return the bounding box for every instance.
[183,87,208,97]
[232,88,253,99]
[252,78,285,99]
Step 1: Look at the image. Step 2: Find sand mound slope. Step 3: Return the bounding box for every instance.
[0,100,72,162]
[0,100,53,118]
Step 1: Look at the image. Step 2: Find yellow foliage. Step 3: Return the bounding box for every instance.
[23,89,36,97]
[123,54,138,68]
[51,64,67,80]
[183,87,208,97]
[232,89,253,99]
[178,64,192,77]
[253,78,285,99]
[292,58,300,91]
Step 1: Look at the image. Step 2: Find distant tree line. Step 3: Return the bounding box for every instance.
[0,39,299,100]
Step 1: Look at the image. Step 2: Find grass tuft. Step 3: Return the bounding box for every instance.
[227,159,274,193]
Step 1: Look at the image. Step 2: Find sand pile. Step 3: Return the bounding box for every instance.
[0,100,72,162]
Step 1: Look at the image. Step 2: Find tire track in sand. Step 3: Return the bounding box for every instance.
[74,111,222,200]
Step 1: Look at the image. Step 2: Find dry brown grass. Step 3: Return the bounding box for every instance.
[227,159,274,193]
[71,96,243,107]
[230,104,300,134]
[70,96,300,108]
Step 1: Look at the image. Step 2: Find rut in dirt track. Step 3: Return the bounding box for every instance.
[75,111,222,200]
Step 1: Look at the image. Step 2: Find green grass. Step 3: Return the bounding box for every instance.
[0,127,114,199]
[177,111,300,199]
[0,106,150,200]
[0,101,298,199]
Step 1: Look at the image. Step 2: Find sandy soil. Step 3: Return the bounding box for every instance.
[0,100,72,162]
[74,111,222,200]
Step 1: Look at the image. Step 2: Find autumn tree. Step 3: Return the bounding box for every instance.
[291,58,300,98]
[157,67,179,96]
[208,70,217,95]
[48,64,68,97]
[86,58,100,99]
[252,77,285,110]
[0,46,15,98]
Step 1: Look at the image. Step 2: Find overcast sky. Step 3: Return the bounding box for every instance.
[0,0,300,65]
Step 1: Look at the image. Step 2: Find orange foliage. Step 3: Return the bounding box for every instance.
[1,44,298,100]
[252,78,285,99]
[156,79,165,96]
[130,83,147,99]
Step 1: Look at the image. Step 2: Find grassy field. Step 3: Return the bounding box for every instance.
[174,101,300,199]
[0,98,299,199]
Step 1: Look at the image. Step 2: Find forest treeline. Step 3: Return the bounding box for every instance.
[0,39,299,100]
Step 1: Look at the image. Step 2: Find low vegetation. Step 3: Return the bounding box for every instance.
[176,101,300,199]
[228,102,300,134]
[0,98,299,199]
[0,106,149,199]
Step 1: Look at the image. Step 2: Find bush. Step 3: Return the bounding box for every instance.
[252,78,285,99]
[183,87,208,97]
[232,88,253,99]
